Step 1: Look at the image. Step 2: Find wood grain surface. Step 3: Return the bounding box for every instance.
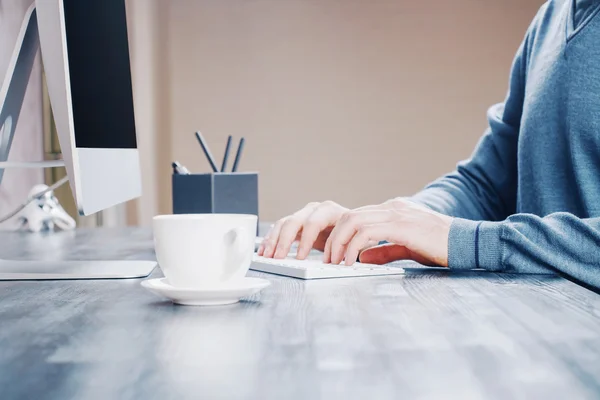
[0,228,599,400]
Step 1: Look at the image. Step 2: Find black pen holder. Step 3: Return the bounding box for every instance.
[172,172,259,219]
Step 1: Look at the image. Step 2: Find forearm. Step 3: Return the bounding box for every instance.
[448,213,600,287]
[409,178,494,221]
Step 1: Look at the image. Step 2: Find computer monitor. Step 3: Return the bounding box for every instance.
[0,0,156,280]
[1,0,141,215]
[38,0,142,215]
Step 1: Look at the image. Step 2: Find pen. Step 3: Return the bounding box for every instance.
[194,131,219,173]
[231,137,245,173]
[172,161,190,175]
[220,135,233,172]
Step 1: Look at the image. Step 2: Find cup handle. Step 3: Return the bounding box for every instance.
[222,226,251,281]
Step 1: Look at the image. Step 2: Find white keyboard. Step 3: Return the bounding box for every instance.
[251,253,404,280]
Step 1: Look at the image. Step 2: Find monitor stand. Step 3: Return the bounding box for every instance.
[0,4,156,281]
[0,259,156,281]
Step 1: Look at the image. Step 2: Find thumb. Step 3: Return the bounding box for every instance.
[358,244,411,265]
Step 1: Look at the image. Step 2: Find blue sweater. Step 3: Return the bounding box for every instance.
[411,0,600,287]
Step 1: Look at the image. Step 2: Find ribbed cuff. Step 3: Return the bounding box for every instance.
[448,219,504,271]
[477,221,504,271]
[448,218,478,270]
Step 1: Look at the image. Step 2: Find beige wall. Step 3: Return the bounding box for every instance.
[145,0,543,223]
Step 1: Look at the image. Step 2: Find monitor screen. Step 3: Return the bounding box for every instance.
[62,0,137,149]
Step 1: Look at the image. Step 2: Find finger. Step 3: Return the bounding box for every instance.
[324,219,349,264]
[324,214,352,264]
[297,209,337,260]
[344,224,393,266]
[261,221,285,258]
[358,243,412,265]
[312,225,334,252]
[323,210,349,263]
[256,229,270,255]
[327,217,355,265]
[264,204,318,258]
[323,236,379,264]
[329,210,391,264]
[273,204,322,258]
[272,217,304,258]
[297,219,326,259]
[323,234,333,263]
[349,239,379,262]
[273,203,320,258]
[345,222,405,265]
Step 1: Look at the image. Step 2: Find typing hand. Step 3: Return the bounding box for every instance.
[323,198,453,267]
[257,201,349,260]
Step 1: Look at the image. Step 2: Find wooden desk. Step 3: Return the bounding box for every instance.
[1,228,599,399]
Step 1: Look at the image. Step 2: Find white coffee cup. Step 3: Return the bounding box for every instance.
[153,214,258,288]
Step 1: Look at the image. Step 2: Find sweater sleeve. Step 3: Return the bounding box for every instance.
[410,23,533,221]
[449,214,600,288]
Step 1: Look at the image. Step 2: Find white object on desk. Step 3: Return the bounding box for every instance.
[17,184,76,232]
[0,2,150,279]
[141,277,271,306]
[153,214,257,288]
[251,254,404,280]
[0,259,156,280]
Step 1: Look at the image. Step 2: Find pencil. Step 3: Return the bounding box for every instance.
[220,135,233,172]
[194,131,219,173]
[231,137,245,172]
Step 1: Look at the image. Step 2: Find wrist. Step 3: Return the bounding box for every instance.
[437,214,453,267]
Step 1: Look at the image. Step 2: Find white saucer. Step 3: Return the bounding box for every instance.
[141,277,271,306]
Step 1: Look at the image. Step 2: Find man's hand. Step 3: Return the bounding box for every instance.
[257,201,349,260]
[323,198,453,267]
